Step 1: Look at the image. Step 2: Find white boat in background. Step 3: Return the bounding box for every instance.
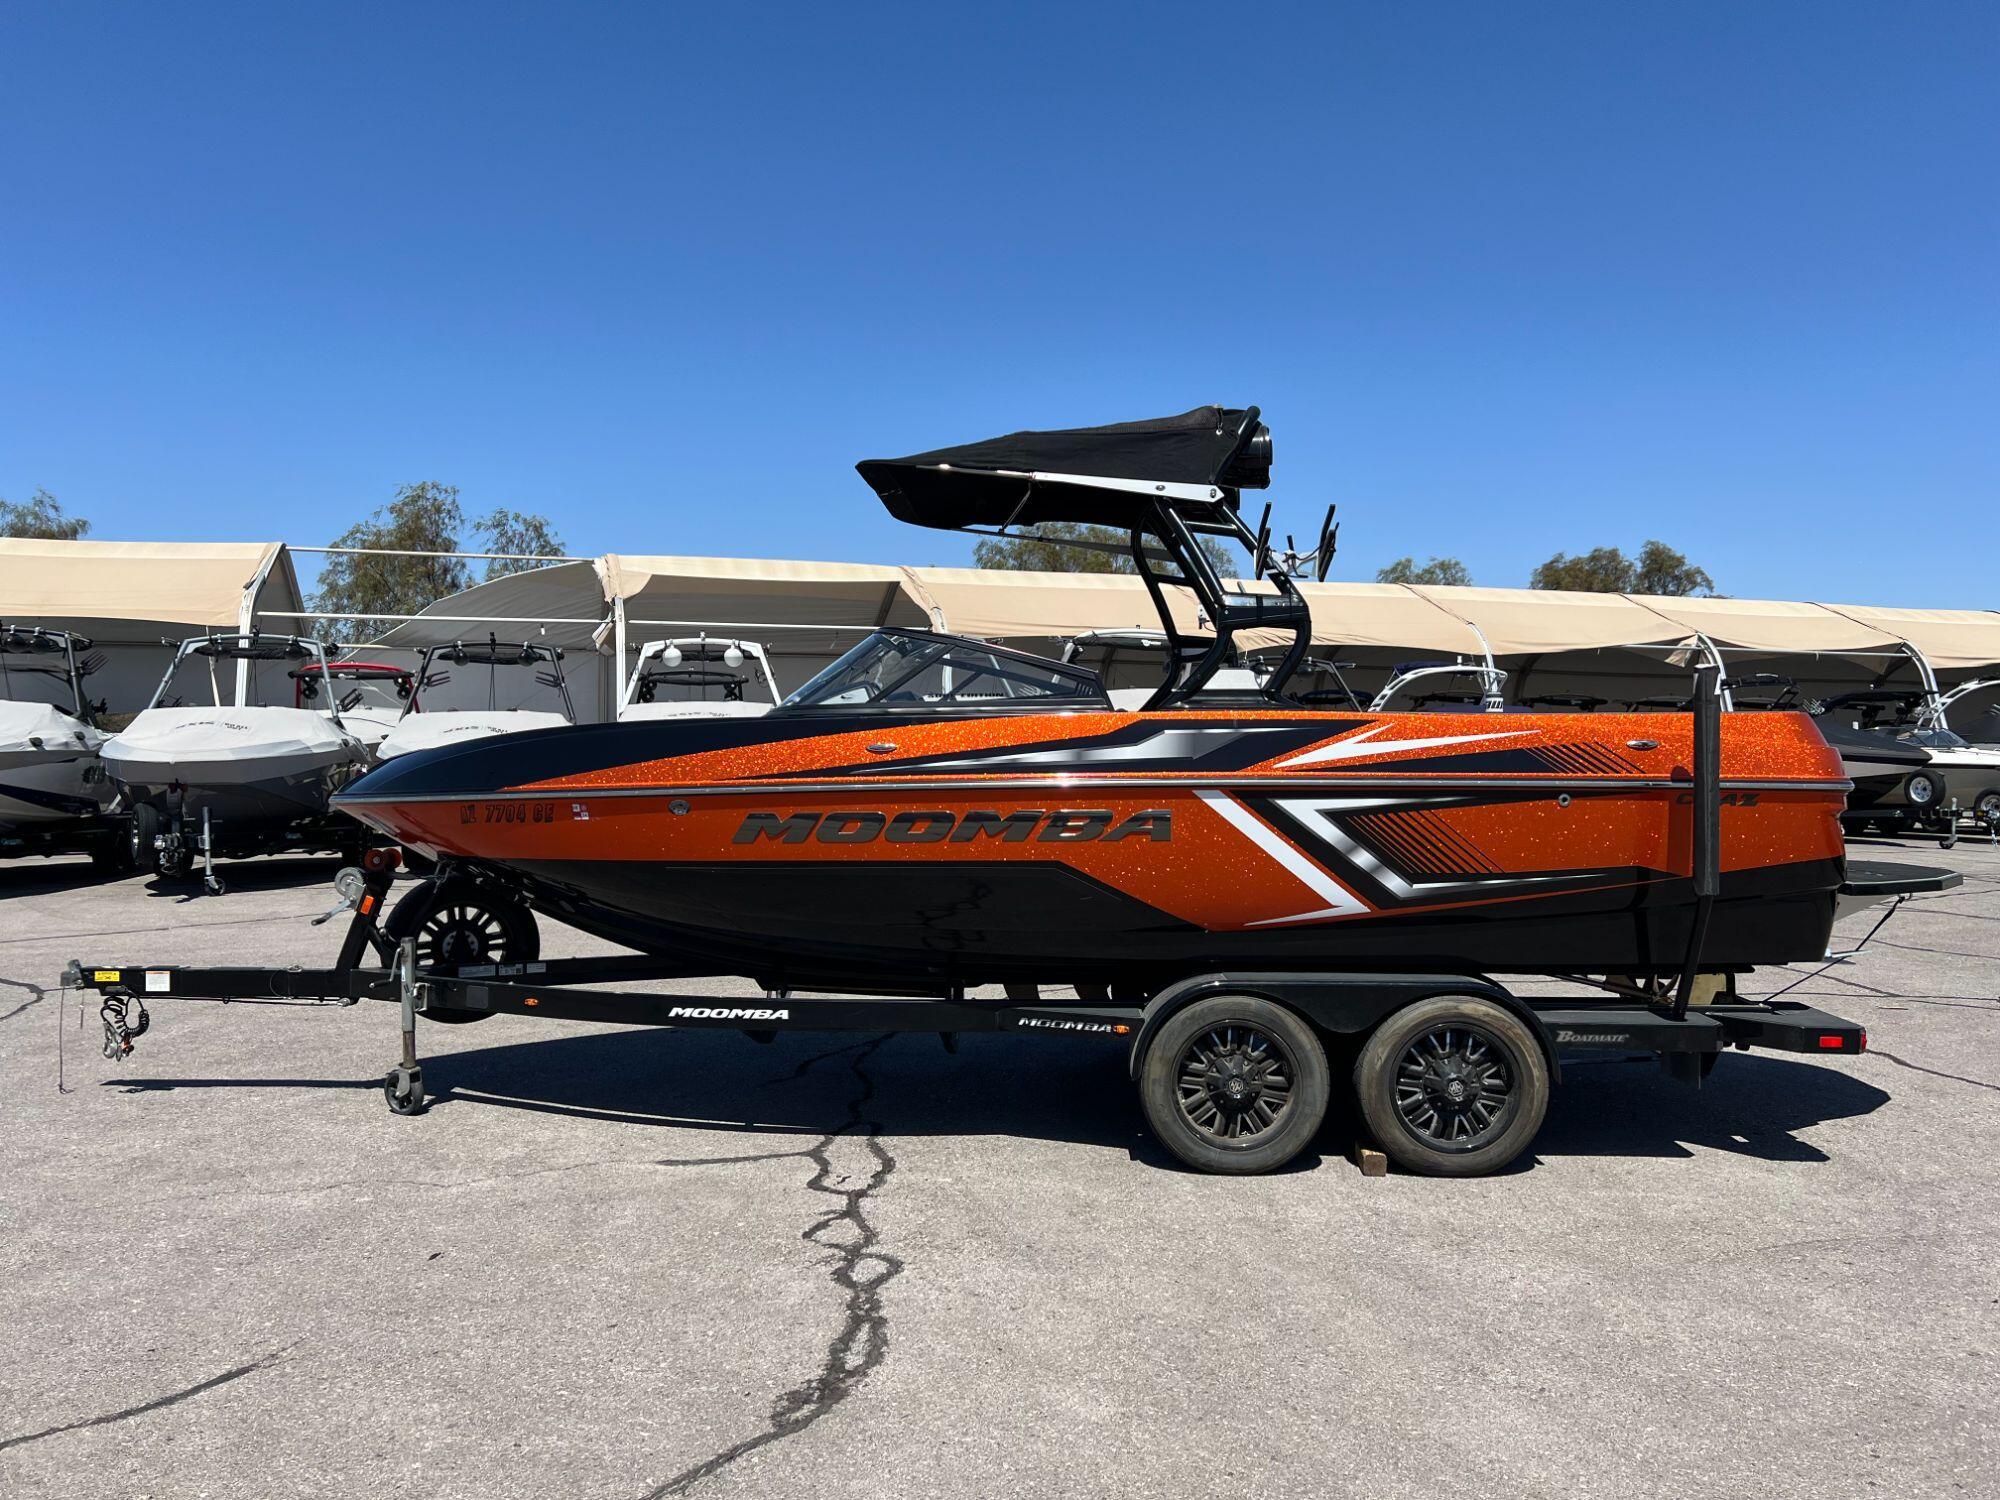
[374,638,574,761]
[295,658,419,762]
[0,624,126,865]
[1818,686,2000,830]
[617,637,780,722]
[102,633,371,890]
[1059,628,1272,711]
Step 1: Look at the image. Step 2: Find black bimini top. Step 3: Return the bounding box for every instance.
[856,405,1271,532]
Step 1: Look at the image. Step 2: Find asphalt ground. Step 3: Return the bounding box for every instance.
[1,835,1995,1499]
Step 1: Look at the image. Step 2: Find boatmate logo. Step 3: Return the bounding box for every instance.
[667,1005,792,1021]
[733,809,1172,845]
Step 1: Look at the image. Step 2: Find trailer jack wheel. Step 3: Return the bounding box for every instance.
[384,1064,427,1115]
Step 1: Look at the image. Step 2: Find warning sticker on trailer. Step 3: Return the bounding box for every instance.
[92,970,119,983]
[145,970,171,993]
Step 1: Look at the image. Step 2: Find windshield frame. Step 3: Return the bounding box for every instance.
[777,628,1109,716]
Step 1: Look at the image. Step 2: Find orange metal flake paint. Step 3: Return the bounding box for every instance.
[510,709,1845,793]
[356,709,1847,937]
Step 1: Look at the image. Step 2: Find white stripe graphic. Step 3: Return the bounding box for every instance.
[1195,789,1369,926]
[1276,723,1537,769]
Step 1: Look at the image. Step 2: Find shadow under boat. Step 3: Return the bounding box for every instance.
[103,1024,1891,1173]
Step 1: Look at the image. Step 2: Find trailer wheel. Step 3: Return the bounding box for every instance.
[1974,789,2000,827]
[1904,770,1945,815]
[127,804,160,873]
[384,878,539,1023]
[1138,995,1330,1175]
[89,830,136,874]
[1355,997,1549,1177]
[384,1065,427,1115]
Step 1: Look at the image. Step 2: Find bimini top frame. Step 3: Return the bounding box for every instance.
[146,631,345,721]
[407,634,576,722]
[857,405,1326,709]
[0,623,100,723]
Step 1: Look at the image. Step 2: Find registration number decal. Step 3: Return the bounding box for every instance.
[459,801,562,825]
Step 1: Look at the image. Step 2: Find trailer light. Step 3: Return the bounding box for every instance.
[524,996,540,1007]
[1817,1034,1847,1050]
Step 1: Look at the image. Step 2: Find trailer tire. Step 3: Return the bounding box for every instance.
[1974,789,2000,827]
[1137,995,1330,1175]
[1355,996,1549,1177]
[1903,770,1945,816]
[90,830,136,874]
[384,878,539,1023]
[127,804,160,873]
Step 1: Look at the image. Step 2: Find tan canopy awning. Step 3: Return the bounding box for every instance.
[900,566,1203,641]
[1282,583,1490,657]
[603,554,917,631]
[0,538,293,630]
[1811,604,2000,673]
[1631,595,1905,657]
[372,560,609,653]
[0,538,302,715]
[1409,585,1694,657]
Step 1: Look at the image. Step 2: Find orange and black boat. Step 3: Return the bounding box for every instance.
[75,407,1954,1175]
[334,406,1852,991]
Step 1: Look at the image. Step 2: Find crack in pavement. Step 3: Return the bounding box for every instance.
[640,1036,901,1498]
[0,974,48,1025]
[1867,1047,2000,1095]
[0,1342,297,1453]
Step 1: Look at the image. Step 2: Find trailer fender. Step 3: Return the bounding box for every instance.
[1127,972,1561,1084]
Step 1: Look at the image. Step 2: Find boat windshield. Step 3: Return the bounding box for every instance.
[781,629,1108,712]
[1897,726,1970,750]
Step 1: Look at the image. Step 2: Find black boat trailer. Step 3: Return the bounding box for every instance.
[59,843,1911,1178]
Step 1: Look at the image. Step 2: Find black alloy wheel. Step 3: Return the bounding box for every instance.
[1389,1025,1516,1149]
[383,878,540,1023]
[1177,1023,1298,1143]
[1355,996,1550,1177]
[1138,995,1330,1175]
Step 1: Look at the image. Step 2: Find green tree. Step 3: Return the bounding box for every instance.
[973,522,1237,578]
[1631,539,1714,597]
[311,482,473,640]
[474,508,566,580]
[0,487,90,540]
[1530,546,1636,592]
[1376,555,1472,587]
[1531,541,1715,596]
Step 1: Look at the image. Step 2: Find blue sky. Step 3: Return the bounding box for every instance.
[2,3,1994,605]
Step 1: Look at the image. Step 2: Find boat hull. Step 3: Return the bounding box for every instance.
[337,707,1850,986]
[0,753,115,830]
[103,708,366,849]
